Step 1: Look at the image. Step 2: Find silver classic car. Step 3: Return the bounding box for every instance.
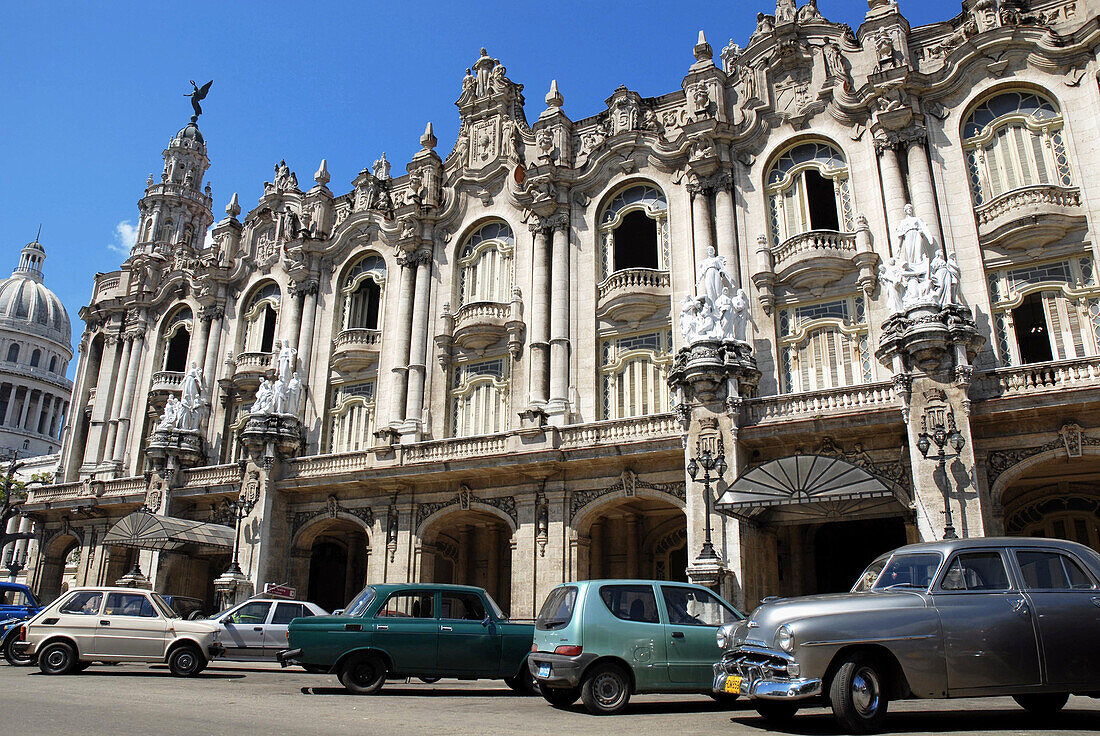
[713,537,1100,733]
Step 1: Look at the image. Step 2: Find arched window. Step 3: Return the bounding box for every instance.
[341,255,386,331]
[30,349,40,368]
[328,382,375,453]
[5,344,18,363]
[963,90,1072,206]
[766,141,852,245]
[599,185,669,278]
[159,218,174,243]
[48,356,57,373]
[451,359,509,437]
[458,222,514,306]
[777,296,872,394]
[242,283,281,353]
[162,307,193,372]
[600,331,673,419]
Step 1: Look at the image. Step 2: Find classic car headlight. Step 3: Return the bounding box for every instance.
[716,624,730,649]
[775,624,794,653]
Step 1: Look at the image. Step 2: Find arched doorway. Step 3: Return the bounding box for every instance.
[36,533,80,604]
[293,518,370,614]
[576,495,687,582]
[998,453,1100,553]
[813,518,908,593]
[421,509,513,616]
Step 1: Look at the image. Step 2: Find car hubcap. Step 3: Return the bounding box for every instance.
[354,663,375,686]
[851,667,880,717]
[46,650,66,669]
[593,673,624,707]
[178,653,195,671]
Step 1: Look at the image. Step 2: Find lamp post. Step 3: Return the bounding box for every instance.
[917,409,965,540]
[223,496,257,577]
[687,437,727,560]
[3,547,27,581]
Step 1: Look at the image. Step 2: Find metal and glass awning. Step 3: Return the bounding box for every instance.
[103,511,234,551]
[715,455,902,513]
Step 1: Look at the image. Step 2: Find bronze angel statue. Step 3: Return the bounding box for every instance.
[185,80,213,120]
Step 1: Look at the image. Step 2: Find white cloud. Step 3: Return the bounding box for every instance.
[108,220,139,256]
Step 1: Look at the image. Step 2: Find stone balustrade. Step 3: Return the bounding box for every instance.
[976,185,1081,226]
[101,476,147,497]
[972,355,1100,400]
[975,185,1084,249]
[746,381,898,423]
[150,370,185,393]
[558,413,680,448]
[27,481,84,503]
[333,328,382,349]
[596,268,671,301]
[182,463,242,488]
[452,302,511,350]
[331,329,383,371]
[94,274,122,300]
[234,351,274,376]
[142,182,213,208]
[595,268,672,322]
[771,230,857,270]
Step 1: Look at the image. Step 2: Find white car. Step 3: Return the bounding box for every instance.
[14,586,224,676]
[210,598,327,665]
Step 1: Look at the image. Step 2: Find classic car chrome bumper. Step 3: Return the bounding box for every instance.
[713,645,822,701]
[277,648,302,667]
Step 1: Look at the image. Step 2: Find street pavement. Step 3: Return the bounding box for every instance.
[2,660,1099,736]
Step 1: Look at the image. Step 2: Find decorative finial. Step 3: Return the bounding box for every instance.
[694,30,713,62]
[35,224,42,244]
[185,79,213,122]
[146,173,154,187]
[314,159,330,186]
[420,122,437,150]
[226,192,240,218]
[545,79,564,109]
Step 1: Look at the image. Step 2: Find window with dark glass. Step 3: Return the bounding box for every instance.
[613,211,659,271]
[377,592,435,619]
[1016,550,1094,590]
[940,552,1010,591]
[260,305,278,353]
[1012,292,1054,364]
[599,584,659,624]
[165,329,191,371]
[272,602,305,624]
[441,592,487,621]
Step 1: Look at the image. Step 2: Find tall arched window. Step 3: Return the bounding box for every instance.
[600,330,673,419]
[766,141,853,245]
[329,382,375,453]
[159,218,174,243]
[242,283,281,353]
[963,90,1072,206]
[777,296,872,393]
[162,307,193,372]
[599,185,669,278]
[451,359,509,437]
[48,356,57,373]
[30,349,40,368]
[5,344,18,363]
[341,254,386,331]
[458,222,514,306]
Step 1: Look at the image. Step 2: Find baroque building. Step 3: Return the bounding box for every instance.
[20,0,1100,615]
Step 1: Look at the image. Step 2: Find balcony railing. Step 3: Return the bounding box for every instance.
[975,185,1084,249]
[596,268,671,323]
[771,230,857,270]
[331,329,383,371]
[558,413,680,449]
[971,356,1100,400]
[235,351,274,374]
[746,381,898,424]
[452,302,510,350]
[334,328,381,350]
[150,370,185,393]
[182,463,242,488]
[976,185,1081,226]
[596,269,671,301]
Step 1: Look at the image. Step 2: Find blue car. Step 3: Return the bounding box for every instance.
[1,581,44,665]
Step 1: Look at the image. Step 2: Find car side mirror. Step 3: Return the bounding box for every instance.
[481,614,491,627]
[333,609,344,616]
[220,617,232,625]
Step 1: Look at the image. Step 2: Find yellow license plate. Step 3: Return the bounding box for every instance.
[724,675,741,694]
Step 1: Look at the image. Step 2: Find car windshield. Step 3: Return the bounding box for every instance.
[343,586,376,617]
[857,552,943,591]
[151,593,179,618]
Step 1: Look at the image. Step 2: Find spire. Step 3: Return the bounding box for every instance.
[226,192,241,218]
[420,122,437,151]
[545,79,564,109]
[13,238,45,282]
[693,30,713,63]
[314,159,330,187]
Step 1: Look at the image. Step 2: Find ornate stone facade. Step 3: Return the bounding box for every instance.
[20,0,1100,613]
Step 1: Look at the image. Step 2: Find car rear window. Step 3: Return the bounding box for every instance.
[599,584,659,624]
[59,591,102,615]
[536,586,577,630]
[272,602,305,624]
[1016,550,1095,590]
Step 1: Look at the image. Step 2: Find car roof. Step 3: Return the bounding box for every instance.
[367,583,490,594]
[559,579,710,588]
[885,536,1099,557]
[0,581,31,590]
[60,586,160,594]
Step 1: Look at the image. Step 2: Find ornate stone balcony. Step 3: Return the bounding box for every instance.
[971,356,1100,401]
[452,302,511,350]
[745,381,898,425]
[149,370,184,395]
[232,351,274,388]
[331,328,382,372]
[975,185,1084,251]
[596,268,671,323]
[770,230,864,289]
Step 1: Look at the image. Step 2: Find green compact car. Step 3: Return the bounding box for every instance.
[529,579,744,714]
[279,583,535,695]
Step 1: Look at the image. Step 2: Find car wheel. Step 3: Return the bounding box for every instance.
[418,676,442,683]
[339,654,386,694]
[539,683,581,707]
[580,663,631,715]
[505,671,538,695]
[830,654,889,734]
[3,634,34,666]
[168,645,206,677]
[37,641,77,675]
[708,692,741,707]
[755,701,799,722]
[302,664,328,674]
[1014,693,1070,714]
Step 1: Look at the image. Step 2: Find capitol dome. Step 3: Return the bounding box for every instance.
[0,241,71,345]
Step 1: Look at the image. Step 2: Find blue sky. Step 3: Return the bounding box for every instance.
[1,0,961,376]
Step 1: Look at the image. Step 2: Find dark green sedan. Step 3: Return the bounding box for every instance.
[278,583,536,694]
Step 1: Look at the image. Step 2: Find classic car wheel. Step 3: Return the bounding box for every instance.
[3,634,34,666]
[581,663,631,715]
[755,701,798,722]
[339,654,387,694]
[830,655,889,733]
[37,641,77,675]
[539,683,581,707]
[505,671,539,695]
[1014,693,1070,714]
[168,645,206,677]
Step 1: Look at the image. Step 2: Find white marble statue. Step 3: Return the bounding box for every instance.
[271,378,287,415]
[931,252,962,308]
[714,288,735,340]
[679,253,752,344]
[250,378,275,415]
[730,287,751,342]
[277,340,297,384]
[895,204,937,283]
[156,395,183,431]
[679,296,699,344]
[697,246,736,305]
[879,257,906,314]
[180,362,204,430]
[285,372,304,416]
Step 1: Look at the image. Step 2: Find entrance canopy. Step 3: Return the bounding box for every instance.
[103,511,234,551]
[716,455,902,516]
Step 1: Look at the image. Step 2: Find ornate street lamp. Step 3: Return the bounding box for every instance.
[3,547,27,581]
[223,496,257,577]
[687,437,727,560]
[917,409,966,540]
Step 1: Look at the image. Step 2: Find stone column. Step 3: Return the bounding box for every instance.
[16,389,33,433]
[510,496,537,620]
[588,521,603,579]
[529,222,552,407]
[713,175,739,279]
[83,334,121,471]
[0,384,14,427]
[111,334,145,467]
[281,286,304,354]
[404,255,433,428]
[690,179,716,264]
[100,337,134,466]
[388,256,418,426]
[625,515,640,579]
[201,308,224,392]
[906,141,944,247]
[296,283,319,382]
[189,314,212,376]
[548,215,571,413]
[876,143,908,242]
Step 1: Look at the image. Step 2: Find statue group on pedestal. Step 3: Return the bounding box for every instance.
[880,204,962,313]
[156,363,205,432]
[249,340,303,418]
[680,246,752,344]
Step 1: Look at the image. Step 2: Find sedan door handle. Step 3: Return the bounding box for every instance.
[1012,598,1030,617]
[99,620,110,626]
[1092,596,1100,608]
[671,631,685,639]
[253,627,264,632]
[440,625,453,632]
[373,624,385,631]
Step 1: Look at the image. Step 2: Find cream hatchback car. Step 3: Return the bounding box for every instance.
[13,586,225,676]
